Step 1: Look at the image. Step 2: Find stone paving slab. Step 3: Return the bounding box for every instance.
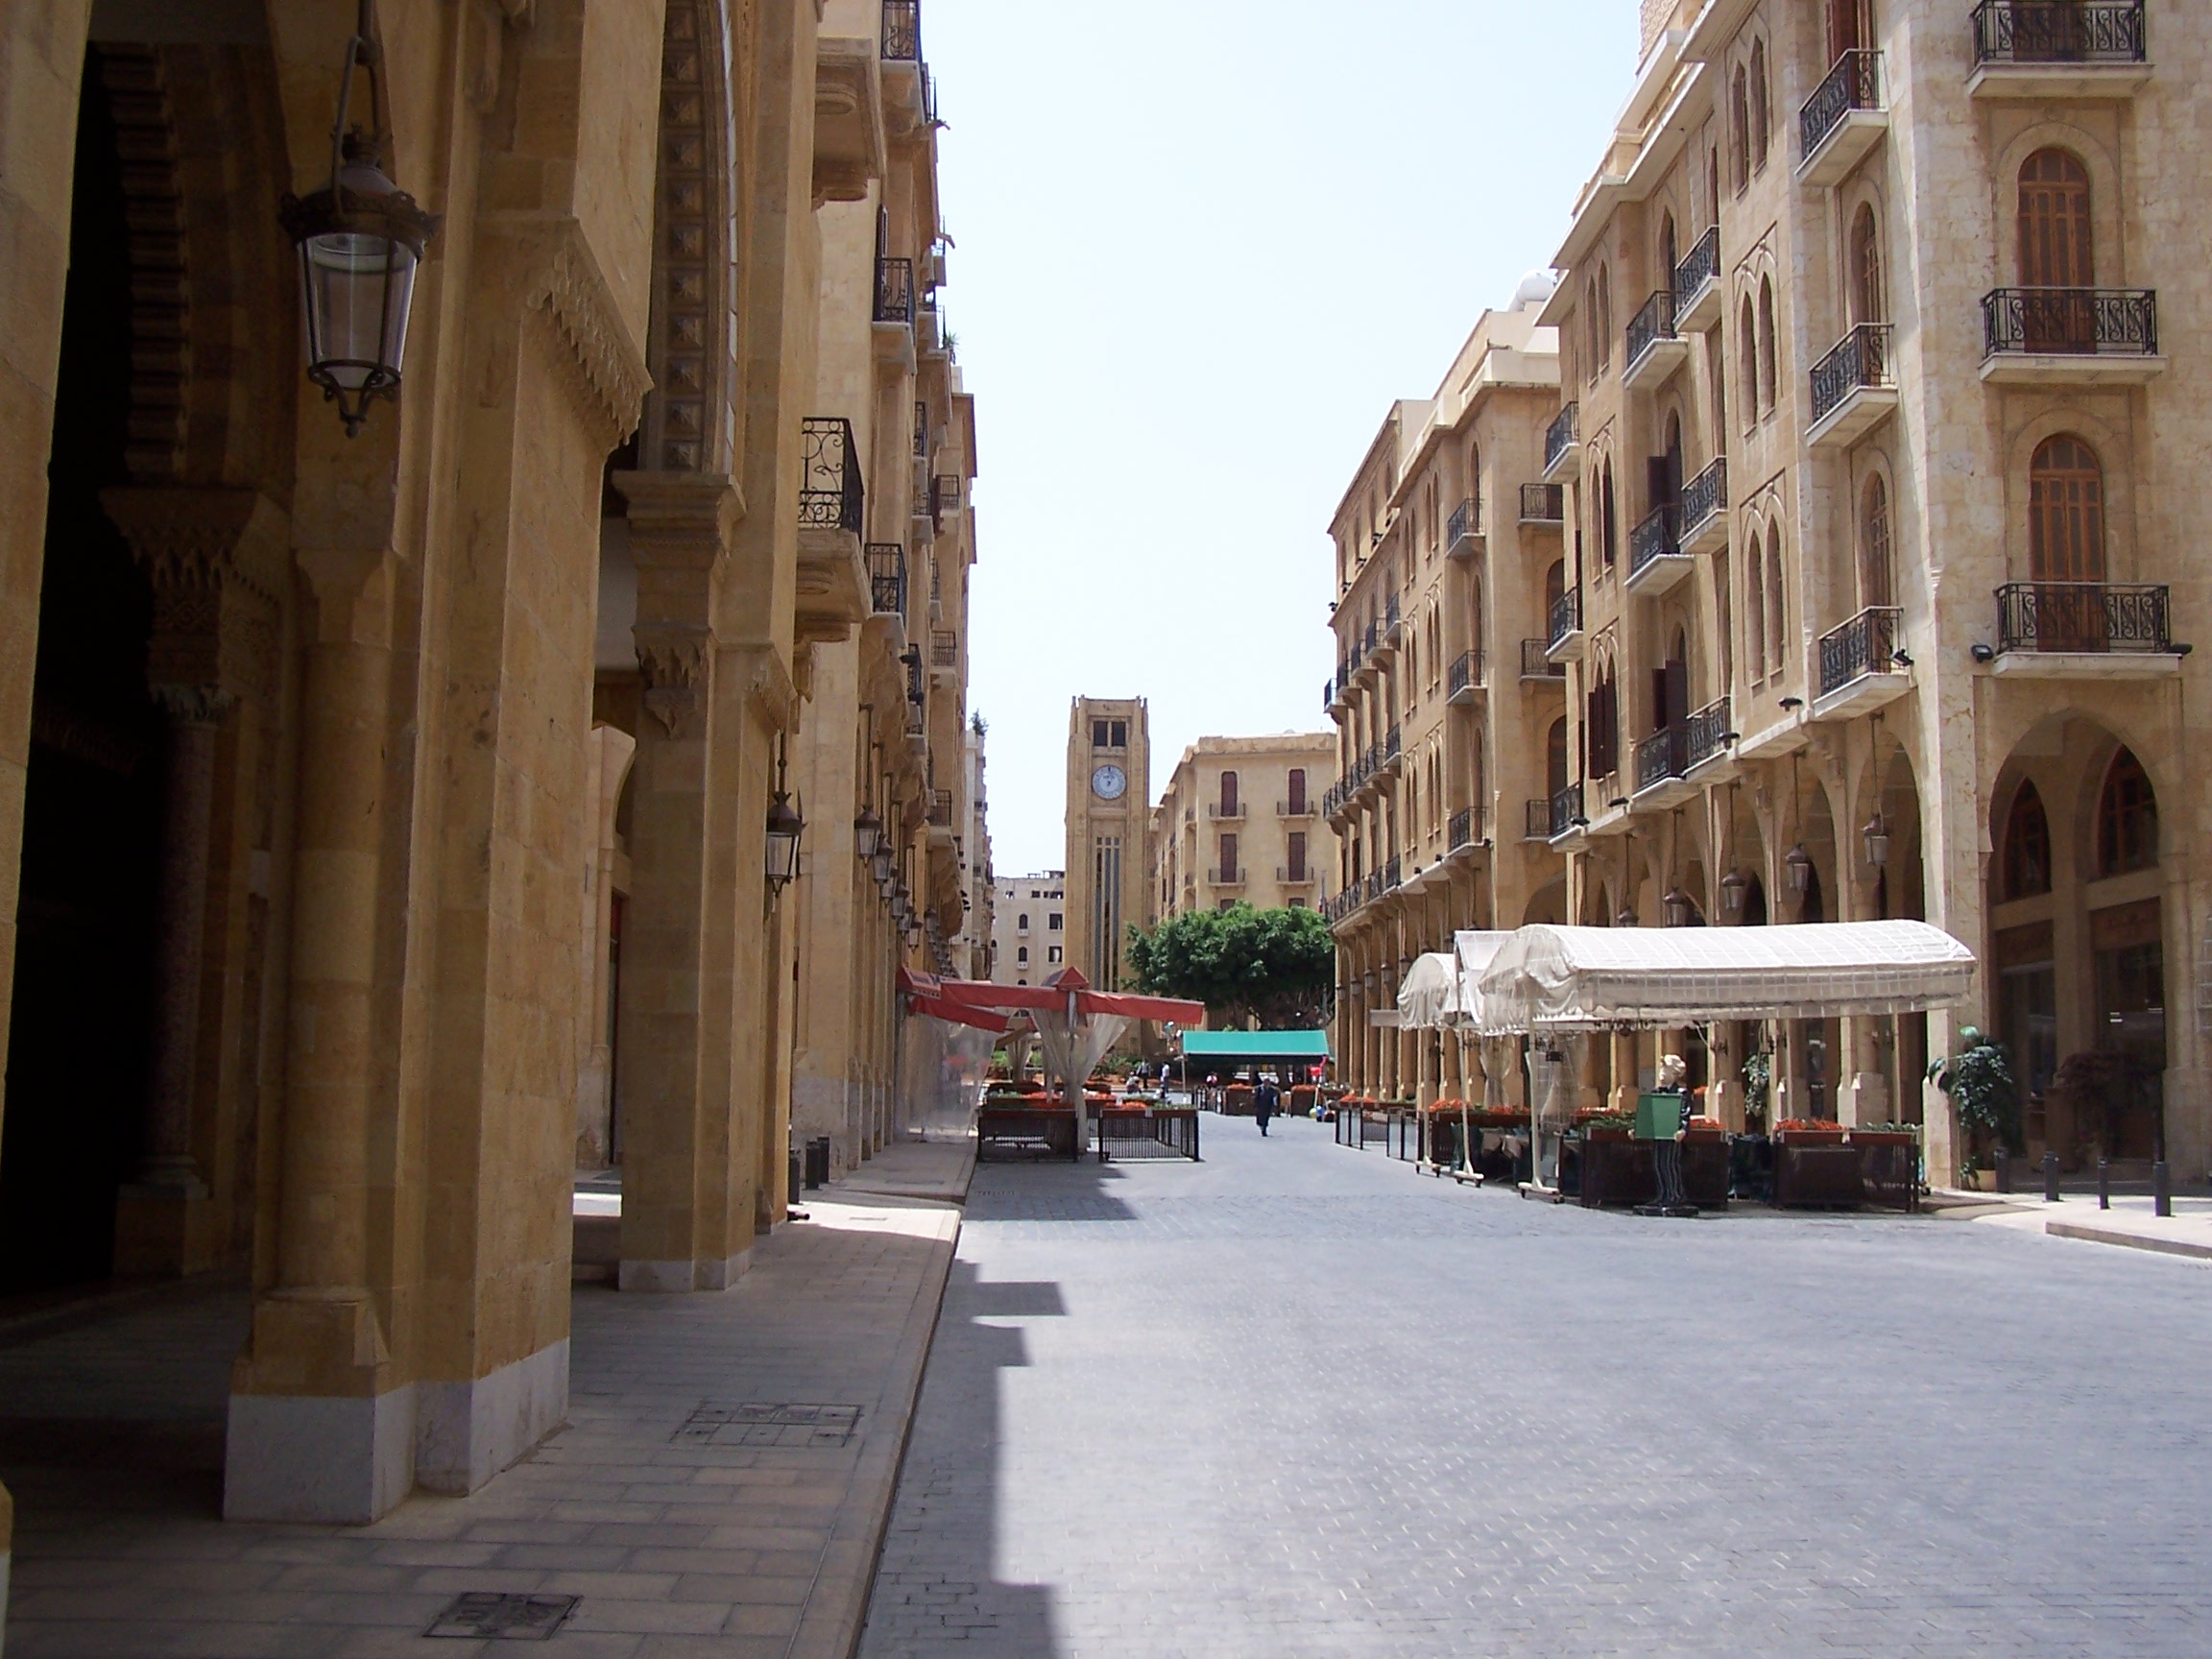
[0,1139,974,1659]
[862,1115,2212,1658]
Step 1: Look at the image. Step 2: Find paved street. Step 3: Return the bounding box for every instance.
[863,1117,2212,1658]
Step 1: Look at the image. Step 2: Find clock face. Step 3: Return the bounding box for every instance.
[1092,764,1128,802]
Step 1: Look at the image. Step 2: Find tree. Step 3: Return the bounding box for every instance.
[1927,1024,2020,1179]
[1126,904,1335,1030]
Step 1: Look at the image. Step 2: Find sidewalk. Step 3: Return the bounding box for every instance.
[2,1135,975,1658]
[1935,1188,2212,1262]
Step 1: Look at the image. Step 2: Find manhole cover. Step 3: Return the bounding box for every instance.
[424,1593,579,1640]
[673,1402,862,1449]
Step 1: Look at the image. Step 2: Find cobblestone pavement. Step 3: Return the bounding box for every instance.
[861,1117,2212,1659]
[0,1140,971,1659]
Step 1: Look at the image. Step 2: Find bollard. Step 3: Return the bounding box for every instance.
[1993,1146,2013,1194]
[2154,1160,2173,1218]
[789,1146,804,1209]
[2043,1150,2061,1204]
[805,1136,831,1190]
[2098,1157,2110,1211]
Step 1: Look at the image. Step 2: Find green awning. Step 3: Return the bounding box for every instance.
[1177,1030,1332,1062]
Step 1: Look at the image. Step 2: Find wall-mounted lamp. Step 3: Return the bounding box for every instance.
[854,805,883,861]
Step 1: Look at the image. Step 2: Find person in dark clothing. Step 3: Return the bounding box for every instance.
[1253,1078,1280,1137]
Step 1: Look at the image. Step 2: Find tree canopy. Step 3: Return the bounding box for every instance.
[1125,903,1334,1031]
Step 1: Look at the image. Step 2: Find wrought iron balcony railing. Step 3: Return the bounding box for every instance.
[913,399,929,458]
[1210,867,1248,887]
[1545,402,1579,472]
[1521,483,1565,522]
[1526,799,1553,841]
[1277,865,1314,884]
[1625,289,1679,371]
[881,0,922,61]
[930,629,958,668]
[1811,323,1894,426]
[874,256,914,325]
[1522,637,1567,679]
[1278,798,1314,817]
[1447,496,1480,550]
[1673,225,1720,310]
[1800,48,1882,163]
[1997,583,2172,656]
[1636,726,1689,794]
[1549,589,1582,651]
[1680,457,1727,537]
[1551,782,1585,838]
[865,542,907,617]
[1449,807,1476,854]
[1819,605,1902,697]
[1628,504,1681,580]
[1382,725,1403,764]
[1448,651,1479,700]
[1207,800,1246,821]
[1685,696,1731,771]
[928,788,953,828]
[1973,1,2145,65]
[800,416,865,532]
[1385,593,1403,635]
[1983,288,2157,358]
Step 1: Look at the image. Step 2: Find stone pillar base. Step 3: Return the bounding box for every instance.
[110,1185,221,1277]
[417,1339,569,1496]
[618,1250,751,1293]
[224,1386,415,1525]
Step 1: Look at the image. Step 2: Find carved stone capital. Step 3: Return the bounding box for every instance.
[494,214,654,450]
[103,487,286,706]
[730,643,800,736]
[636,627,712,739]
[151,684,238,728]
[613,471,744,574]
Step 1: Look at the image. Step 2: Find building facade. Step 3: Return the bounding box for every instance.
[990,870,1067,987]
[1063,697,1151,990]
[1528,0,2207,1183]
[1150,733,1338,921]
[0,0,990,1575]
[1324,287,1570,1103]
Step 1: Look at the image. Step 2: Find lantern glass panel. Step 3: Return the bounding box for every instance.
[300,231,416,394]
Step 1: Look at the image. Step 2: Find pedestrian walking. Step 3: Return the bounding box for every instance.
[1254,1077,1279,1137]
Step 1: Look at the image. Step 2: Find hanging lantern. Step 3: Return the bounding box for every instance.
[1785,843,1814,894]
[1863,809,1891,870]
[1615,905,1639,928]
[1719,866,1747,914]
[764,792,805,895]
[1663,885,1693,928]
[278,1,440,437]
[854,805,883,861]
[872,846,894,884]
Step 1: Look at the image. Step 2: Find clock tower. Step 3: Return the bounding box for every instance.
[1064,697,1151,991]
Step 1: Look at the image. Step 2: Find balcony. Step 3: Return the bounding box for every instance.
[1354,623,1382,685]
[1808,324,1897,449]
[1520,483,1565,525]
[930,473,963,529]
[865,542,907,619]
[1815,605,1912,717]
[1207,801,1247,822]
[1324,678,1338,718]
[1210,868,1249,889]
[1447,650,1483,706]
[881,0,921,60]
[913,398,928,459]
[874,256,914,325]
[1521,637,1567,683]
[929,628,959,673]
[1546,589,1586,662]
[1279,798,1315,819]
[1447,497,1483,561]
[1673,225,1722,333]
[1543,402,1581,482]
[1523,799,1553,842]
[1991,583,2182,678]
[1685,695,1733,776]
[927,789,954,829]
[1379,725,1405,776]
[1625,505,1692,596]
[1623,289,1688,389]
[1378,594,1406,656]
[1447,807,1479,857]
[1276,866,1316,886]
[1981,289,2164,384]
[1970,2,2150,98]
[1633,726,1695,808]
[796,417,868,643]
[1676,458,1728,556]
[1799,49,1886,187]
[1549,782,1587,845]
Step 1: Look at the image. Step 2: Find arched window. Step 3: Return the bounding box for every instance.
[2030,434,2104,583]
[2098,748,2157,876]
[1599,460,1618,567]
[1708,148,1722,225]
[1585,279,1603,382]
[1548,717,1569,796]
[1660,212,1679,287]
[1749,40,1770,171]
[1545,558,1566,613]
[1219,771,1238,814]
[1766,527,1787,677]
[1739,299,1760,426]
[1850,204,1884,325]
[2018,149,2093,287]
[1730,67,1751,193]
[2003,781,2052,899]
[1757,276,1778,413]
[1746,536,1767,682]
[1597,266,1613,370]
[1859,474,1893,608]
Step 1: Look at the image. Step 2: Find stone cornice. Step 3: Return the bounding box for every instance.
[491,212,654,450]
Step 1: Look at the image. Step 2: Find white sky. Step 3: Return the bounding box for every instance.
[928,0,1641,877]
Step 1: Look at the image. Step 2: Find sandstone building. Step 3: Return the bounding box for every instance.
[1063,697,1151,990]
[0,0,988,1581]
[990,869,1067,987]
[1324,284,1570,1102]
[1150,733,1338,921]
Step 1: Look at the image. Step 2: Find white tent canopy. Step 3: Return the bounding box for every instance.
[1395,932,1518,1032]
[1454,930,1516,1037]
[1476,921,1976,1033]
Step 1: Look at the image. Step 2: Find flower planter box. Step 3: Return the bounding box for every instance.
[1851,1133,1920,1211]
[1574,1134,1730,1209]
[1773,1141,1864,1208]
[977,1107,1081,1162]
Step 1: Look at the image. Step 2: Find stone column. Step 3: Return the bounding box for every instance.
[575,725,636,1167]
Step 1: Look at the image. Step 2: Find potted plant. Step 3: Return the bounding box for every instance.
[1771,1118,1847,1142]
[1741,1049,1772,1132]
[1927,1026,2019,1189]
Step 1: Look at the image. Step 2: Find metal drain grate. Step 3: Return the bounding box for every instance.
[424,1593,580,1640]
[673,1401,862,1449]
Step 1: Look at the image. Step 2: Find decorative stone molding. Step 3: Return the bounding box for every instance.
[103,487,287,708]
[812,36,886,206]
[645,0,740,473]
[500,217,654,451]
[739,644,800,735]
[96,45,191,482]
[636,629,711,737]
